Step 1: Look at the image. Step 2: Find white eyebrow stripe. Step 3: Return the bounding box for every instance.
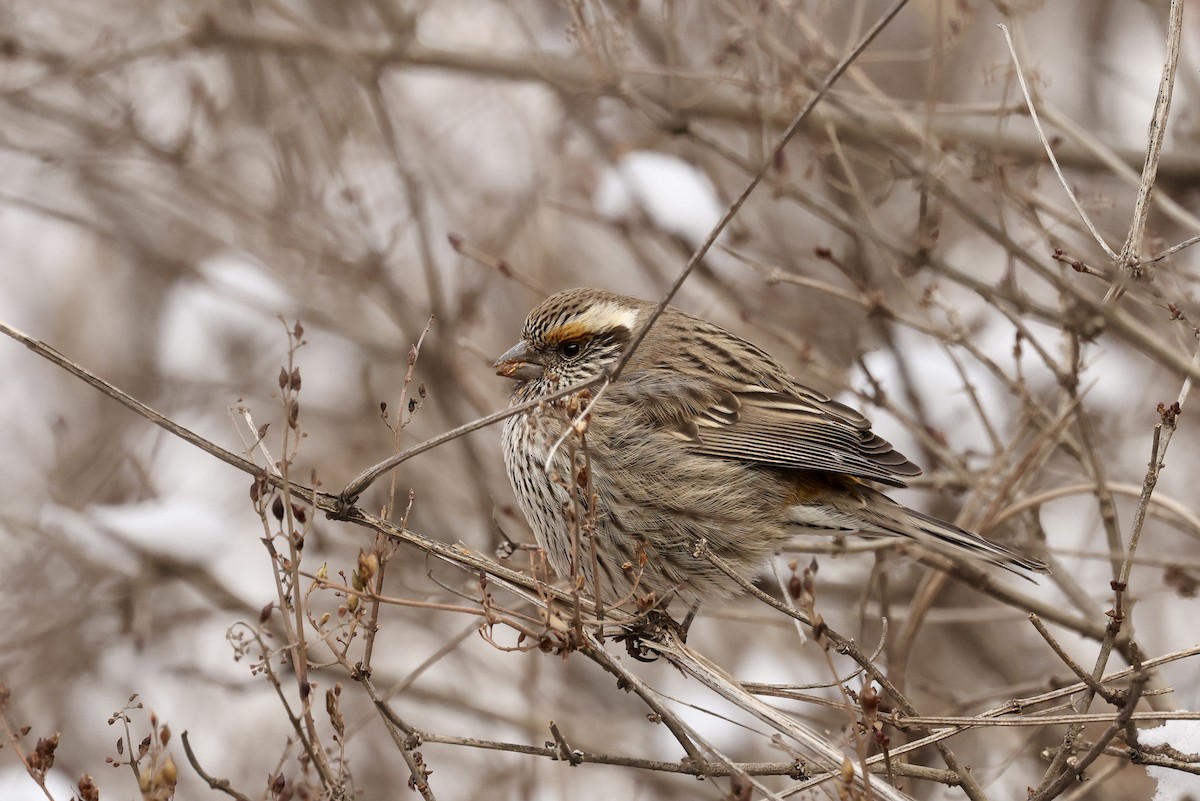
[572,302,638,333]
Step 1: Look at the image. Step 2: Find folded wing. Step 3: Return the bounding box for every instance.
[610,372,921,487]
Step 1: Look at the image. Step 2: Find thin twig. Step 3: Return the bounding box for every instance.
[413,730,815,777]
[884,710,1199,728]
[0,321,262,478]
[1116,0,1185,272]
[547,721,583,766]
[1028,614,1121,704]
[579,634,707,767]
[338,374,606,503]
[998,23,1116,260]
[180,731,254,801]
[359,675,438,801]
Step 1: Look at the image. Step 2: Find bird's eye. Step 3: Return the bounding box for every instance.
[559,341,583,359]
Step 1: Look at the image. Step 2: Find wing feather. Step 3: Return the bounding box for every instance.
[608,372,920,487]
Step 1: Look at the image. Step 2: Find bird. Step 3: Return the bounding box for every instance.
[494,288,1047,609]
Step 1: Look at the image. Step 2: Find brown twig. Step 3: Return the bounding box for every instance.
[358,675,438,801]
[180,731,254,801]
[1115,0,1185,278]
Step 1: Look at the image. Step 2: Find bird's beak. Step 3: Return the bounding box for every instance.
[494,340,545,381]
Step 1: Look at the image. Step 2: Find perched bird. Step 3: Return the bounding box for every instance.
[495,288,1046,608]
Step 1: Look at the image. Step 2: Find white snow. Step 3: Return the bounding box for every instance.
[157,252,295,384]
[595,150,723,247]
[0,766,77,801]
[1141,720,1200,801]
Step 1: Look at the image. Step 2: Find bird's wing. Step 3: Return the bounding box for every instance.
[608,371,921,487]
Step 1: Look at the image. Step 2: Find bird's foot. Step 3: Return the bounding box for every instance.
[614,604,697,662]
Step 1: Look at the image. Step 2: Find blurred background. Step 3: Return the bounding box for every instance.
[2,1,1199,799]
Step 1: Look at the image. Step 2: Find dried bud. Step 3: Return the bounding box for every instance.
[861,685,879,717]
[271,495,284,521]
[31,732,59,773]
[357,550,379,584]
[278,367,288,389]
[326,688,345,736]
[77,774,99,801]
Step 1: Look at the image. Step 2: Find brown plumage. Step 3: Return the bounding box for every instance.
[495,288,1047,607]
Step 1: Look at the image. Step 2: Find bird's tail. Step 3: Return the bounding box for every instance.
[792,485,1050,580]
[897,505,1049,580]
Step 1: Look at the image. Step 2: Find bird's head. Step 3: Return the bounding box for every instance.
[494,288,640,387]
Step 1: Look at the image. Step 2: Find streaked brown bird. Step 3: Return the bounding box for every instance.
[495,288,1046,608]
